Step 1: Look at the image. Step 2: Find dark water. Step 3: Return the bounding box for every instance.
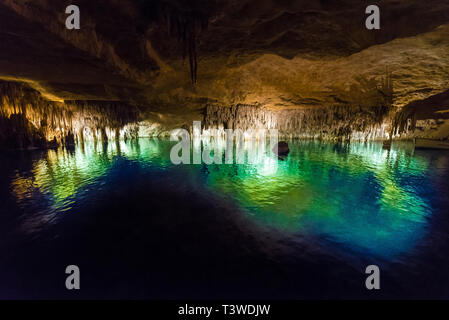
[1,139,449,299]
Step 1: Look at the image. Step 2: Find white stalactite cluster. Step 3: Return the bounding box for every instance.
[0,81,140,149]
[203,104,395,141]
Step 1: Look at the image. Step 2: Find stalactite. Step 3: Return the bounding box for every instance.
[0,81,141,149]
[202,103,396,141]
[202,71,396,141]
[164,5,207,84]
[140,0,218,84]
[204,104,380,141]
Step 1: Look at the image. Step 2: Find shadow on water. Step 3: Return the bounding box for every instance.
[0,139,449,299]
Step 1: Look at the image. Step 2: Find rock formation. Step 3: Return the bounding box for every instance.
[0,81,140,149]
[273,141,290,157]
[1,0,449,147]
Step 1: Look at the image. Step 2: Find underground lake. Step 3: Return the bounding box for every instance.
[2,0,449,303]
[1,139,448,299]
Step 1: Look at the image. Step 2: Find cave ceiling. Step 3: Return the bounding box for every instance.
[1,0,449,127]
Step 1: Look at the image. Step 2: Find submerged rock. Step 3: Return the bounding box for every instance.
[273,141,290,157]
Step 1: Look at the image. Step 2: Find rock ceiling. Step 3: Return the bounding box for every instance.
[1,0,449,129]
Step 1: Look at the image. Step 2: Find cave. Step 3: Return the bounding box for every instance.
[1,0,449,303]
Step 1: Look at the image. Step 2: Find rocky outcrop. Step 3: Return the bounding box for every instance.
[273,141,290,157]
[0,81,141,149]
[0,113,48,150]
[392,89,449,140]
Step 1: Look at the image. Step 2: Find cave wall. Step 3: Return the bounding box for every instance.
[392,89,449,140]
[0,81,141,149]
[1,1,449,145]
[201,73,396,141]
[203,104,395,141]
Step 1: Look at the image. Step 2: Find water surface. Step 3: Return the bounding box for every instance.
[1,139,449,299]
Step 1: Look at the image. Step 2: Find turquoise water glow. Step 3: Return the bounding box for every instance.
[6,139,444,260]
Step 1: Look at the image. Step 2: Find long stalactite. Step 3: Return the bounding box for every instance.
[139,0,221,84]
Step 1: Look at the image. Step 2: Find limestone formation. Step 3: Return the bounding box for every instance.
[0,1,448,146]
[0,81,140,149]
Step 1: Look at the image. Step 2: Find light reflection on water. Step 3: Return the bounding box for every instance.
[6,138,448,259]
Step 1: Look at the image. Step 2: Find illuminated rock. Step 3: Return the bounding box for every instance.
[0,1,448,142]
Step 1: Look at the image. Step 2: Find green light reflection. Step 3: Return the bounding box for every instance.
[10,139,434,258]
